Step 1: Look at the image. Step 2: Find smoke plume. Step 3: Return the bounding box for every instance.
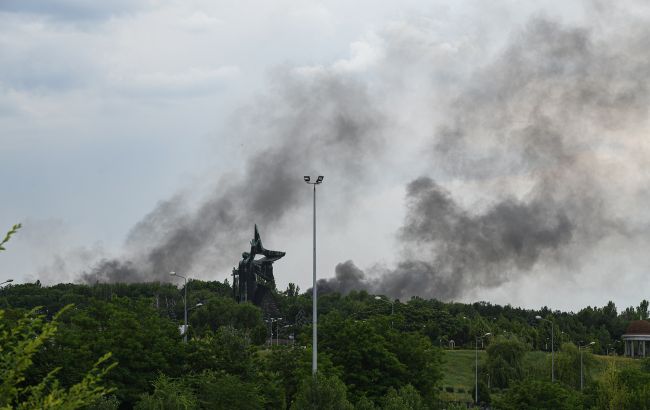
[82,71,387,283]
[320,14,650,300]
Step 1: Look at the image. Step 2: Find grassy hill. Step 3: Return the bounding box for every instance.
[440,349,642,403]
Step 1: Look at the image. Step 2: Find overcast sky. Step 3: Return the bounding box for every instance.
[2,0,650,312]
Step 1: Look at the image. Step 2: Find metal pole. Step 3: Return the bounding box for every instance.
[551,324,555,382]
[475,338,478,404]
[184,277,188,343]
[312,183,317,376]
[580,347,583,391]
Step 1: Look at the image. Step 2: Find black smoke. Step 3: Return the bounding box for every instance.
[82,71,386,283]
[321,14,650,300]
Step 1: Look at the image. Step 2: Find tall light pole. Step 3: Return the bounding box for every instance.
[374,296,394,328]
[475,332,491,405]
[579,341,595,390]
[304,175,323,376]
[536,316,555,382]
[0,279,13,287]
[170,272,188,343]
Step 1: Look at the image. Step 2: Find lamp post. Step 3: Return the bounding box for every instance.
[536,316,555,383]
[0,279,13,287]
[475,332,491,405]
[374,296,394,328]
[170,272,189,343]
[579,341,595,391]
[304,175,323,376]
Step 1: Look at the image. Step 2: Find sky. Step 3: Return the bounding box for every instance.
[2,0,650,312]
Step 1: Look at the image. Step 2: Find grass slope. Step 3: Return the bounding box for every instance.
[440,349,642,402]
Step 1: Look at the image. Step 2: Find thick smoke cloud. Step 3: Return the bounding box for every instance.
[82,71,386,283]
[79,5,650,304]
[321,15,650,300]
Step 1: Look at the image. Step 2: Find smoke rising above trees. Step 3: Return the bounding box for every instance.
[70,5,650,303]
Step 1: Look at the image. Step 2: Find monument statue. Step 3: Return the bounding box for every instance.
[232,225,285,308]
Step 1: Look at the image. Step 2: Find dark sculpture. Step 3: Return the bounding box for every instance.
[232,225,285,306]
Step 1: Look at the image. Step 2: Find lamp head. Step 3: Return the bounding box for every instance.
[6,279,13,283]
[316,175,324,183]
[195,303,204,307]
[485,332,492,337]
[535,315,542,320]
[303,176,310,183]
[374,296,381,300]
[589,341,595,346]
[169,271,176,276]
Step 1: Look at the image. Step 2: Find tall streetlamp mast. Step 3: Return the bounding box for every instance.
[170,271,188,343]
[304,175,323,376]
[536,316,555,382]
[475,332,491,405]
[579,341,595,390]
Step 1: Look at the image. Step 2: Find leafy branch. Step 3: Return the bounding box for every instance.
[0,223,21,251]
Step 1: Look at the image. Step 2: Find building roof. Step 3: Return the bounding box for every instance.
[625,320,650,335]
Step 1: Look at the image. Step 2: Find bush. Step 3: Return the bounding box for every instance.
[291,374,353,410]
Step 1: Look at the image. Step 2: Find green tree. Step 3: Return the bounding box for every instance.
[134,374,198,410]
[186,326,256,379]
[595,365,650,410]
[317,312,405,402]
[556,343,595,389]
[185,371,264,410]
[0,306,115,409]
[291,375,354,410]
[384,331,442,401]
[485,336,527,388]
[32,298,183,406]
[494,379,583,410]
[381,385,426,410]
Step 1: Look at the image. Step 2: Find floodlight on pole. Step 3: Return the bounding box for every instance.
[536,315,556,382]
[579,341,595,390]
[170,271,189,343]
[475,332,491,405]
[304,175,324,376]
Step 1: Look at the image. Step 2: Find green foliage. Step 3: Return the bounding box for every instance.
[595,364,650,409]
[184,371,264,410]
[134,374,198,410]
[317,312,406,402]
[556,343,595,389]
[354,395,376,410]
[486,336,527,388]
[384,330,443,401]
[32,298,183,406]
[470,379,490,406]
[186,326,255,378]
[85,395,120,410]
[0,306,115,409]
[0,223,21,251]
[493,379,584,410]
[381,384,426,410]
[291,374,354,410]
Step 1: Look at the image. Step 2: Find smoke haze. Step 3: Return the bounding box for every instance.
[21,2,648,305]
[318,12,650,300]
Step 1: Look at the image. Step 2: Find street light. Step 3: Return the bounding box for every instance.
[304,175,323,376]
[475,332,491,405]
[267,317,283,346]
[170,271,189,343]
[374,296,395,328]
[579,341,595,390]
[0,279,13,287]
[536,315,555,382]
